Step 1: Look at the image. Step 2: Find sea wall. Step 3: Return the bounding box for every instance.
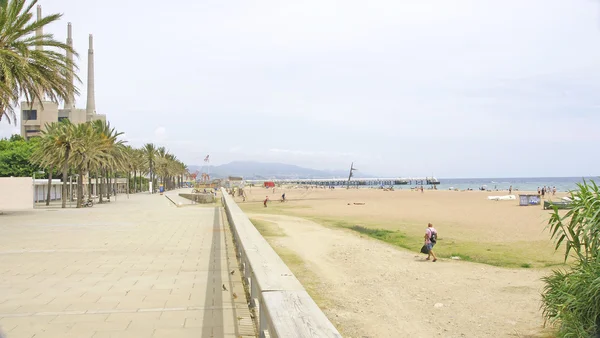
[221,188,341,338]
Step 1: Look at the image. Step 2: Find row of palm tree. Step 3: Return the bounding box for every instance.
[0,1,190,208]
[31,119,189,208]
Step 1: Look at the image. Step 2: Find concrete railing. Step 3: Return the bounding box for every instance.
[221,188,342,338]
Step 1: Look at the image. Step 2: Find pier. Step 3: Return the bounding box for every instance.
[246,177,440,187]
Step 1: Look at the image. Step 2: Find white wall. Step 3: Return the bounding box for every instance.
[0,177,34,211]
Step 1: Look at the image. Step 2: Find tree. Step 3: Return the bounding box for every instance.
[0,0,79,124]
[91,120,124,203]
[0,134,42,177]
[142,143,156,193]
[542,180,600,337]
[31,122,64,205]
[70,123,104,208]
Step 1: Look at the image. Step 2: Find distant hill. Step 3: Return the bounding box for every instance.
[187,161,375,179]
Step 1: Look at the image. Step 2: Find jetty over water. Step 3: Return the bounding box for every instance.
[246,177,440,186]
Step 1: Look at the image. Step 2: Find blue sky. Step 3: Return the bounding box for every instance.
[1,0,599,178]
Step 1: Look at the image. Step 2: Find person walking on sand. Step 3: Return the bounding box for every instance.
[263,196,269,207]
[424,223,438,262]
[541,186,545,199]
[509,185,512,194]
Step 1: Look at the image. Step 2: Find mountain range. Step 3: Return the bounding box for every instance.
[187,161,375,179]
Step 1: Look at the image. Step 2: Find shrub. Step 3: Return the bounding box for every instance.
[542,180,600,337]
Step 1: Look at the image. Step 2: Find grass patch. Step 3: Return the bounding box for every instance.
[301,216,564,269]
[249,218,285,237]
[241,203,566,269]
[248,219,332,311]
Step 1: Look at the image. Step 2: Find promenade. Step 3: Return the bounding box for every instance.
[0,190,252,338]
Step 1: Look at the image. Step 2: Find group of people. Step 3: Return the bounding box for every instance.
[537,186,556,198]
[263,192,286,207]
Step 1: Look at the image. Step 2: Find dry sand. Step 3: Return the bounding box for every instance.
[242,187,566,243]
[235,187,563,337]
[251,213,550,338]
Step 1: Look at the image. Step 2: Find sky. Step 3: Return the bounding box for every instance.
[1,0,600,178]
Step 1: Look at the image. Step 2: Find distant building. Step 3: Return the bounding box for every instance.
[20,7,105,139]
[226,176,244,189]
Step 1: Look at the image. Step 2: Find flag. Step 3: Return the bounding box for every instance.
[204,155,210,162]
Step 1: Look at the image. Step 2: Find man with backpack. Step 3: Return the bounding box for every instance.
[424,223,438,262]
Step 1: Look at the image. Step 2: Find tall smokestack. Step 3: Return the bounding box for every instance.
[64,23,74,110]
[35,5,42,51]
[85,34,96,117]
[36,5,43,100]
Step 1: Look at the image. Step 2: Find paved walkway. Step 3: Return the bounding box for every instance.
[0,191,253,338]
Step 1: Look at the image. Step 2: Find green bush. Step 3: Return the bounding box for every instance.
[542,180,600,337]
[541,261,600,337]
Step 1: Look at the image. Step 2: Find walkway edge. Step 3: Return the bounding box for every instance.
[221,188,342,338]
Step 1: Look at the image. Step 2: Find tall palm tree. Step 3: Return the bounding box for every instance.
[31,121,64,205]
[142,143,156,193]
[131,148,144,193]
[0,0,79,124]
[51,121,76,208]
[91,120,124,202]
[70,122,108,208]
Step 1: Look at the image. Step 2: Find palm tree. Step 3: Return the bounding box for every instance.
[31,121,64,205]
[142,143,156,193]
[70,123,106,208]
[0,0,79,124]
[91,120,124,202]
[131,148,144,193]
[51,121,76,208]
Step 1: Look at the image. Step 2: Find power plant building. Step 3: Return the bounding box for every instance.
[20,6,105,139]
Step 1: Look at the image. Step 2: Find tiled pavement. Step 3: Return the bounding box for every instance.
[0,191,254,338]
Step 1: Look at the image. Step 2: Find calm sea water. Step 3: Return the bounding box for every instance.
[387,177,597,192]
[419,177,598,192]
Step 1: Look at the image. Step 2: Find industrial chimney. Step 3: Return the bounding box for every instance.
[36,6,43,100]
[64,23,74,110]
[85,34,96,118]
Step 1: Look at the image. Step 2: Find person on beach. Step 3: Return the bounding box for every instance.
[281,193,286,202]
[509,185,513,194]
[541,187,545,199]
[263,196,269,207]
[424,223,438,262]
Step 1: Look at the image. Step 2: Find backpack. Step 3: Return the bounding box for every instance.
[430,230,437,244]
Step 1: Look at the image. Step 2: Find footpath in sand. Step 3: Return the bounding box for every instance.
[0,191,252,338]
[250,213,549,338]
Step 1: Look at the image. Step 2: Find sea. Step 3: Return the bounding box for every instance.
[417,177,598,192]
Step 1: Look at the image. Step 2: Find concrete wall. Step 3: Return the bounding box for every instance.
[179,193,215,203]
[0,177,33,211]
[221,188,342,337]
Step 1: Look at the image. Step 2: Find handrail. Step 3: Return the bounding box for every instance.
[221,188,342,338]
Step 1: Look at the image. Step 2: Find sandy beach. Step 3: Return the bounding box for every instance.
[235,186,564,337]
[239,187,567,267]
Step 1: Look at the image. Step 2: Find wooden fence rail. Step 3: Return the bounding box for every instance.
[221,188,342,338]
